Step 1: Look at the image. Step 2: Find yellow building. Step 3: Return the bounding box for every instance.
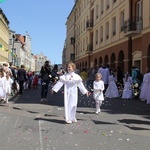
[0,8,9,62]
[64,0,150,74]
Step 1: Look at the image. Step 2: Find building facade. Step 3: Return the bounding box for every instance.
[9,31,34,70]
[64,0,150,74]
[35,52,50,72]
[0,8,9,63]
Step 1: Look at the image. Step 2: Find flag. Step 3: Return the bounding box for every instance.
[0,0,6,3]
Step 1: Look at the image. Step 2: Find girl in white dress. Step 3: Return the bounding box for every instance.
[105,71,119,98]
[122,72,133,99]
[93,73,105,114]
[146,72,150,104]
[140,72,150,101]
[51,63,89,124]
[4,71,13,103]
[0,71,5,101]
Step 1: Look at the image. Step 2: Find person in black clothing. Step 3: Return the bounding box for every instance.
[9,62,17,95]
[40,61,51,102]
[51,64,59,83]
[17,65,27,95]
[117,66,124,85]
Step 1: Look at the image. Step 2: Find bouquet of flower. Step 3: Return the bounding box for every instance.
[131,82,140,99]
[116,82,124,97]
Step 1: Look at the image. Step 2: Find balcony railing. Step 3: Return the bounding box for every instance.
[124,17,143,36]
[86,20,93,31]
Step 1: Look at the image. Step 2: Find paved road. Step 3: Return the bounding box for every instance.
[0,85,150,150]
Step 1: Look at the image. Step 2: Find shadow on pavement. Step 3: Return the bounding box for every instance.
[11,86,150,122]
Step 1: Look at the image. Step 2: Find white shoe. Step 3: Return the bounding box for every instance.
[98,109,101,113]
[72,118,77,123]
[95,111,99,114]
[40,98,44,102]
[44,98,48,101]
[66,120,72,124]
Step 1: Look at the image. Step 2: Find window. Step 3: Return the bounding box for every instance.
[106,0,110,10]
[136,0,142,22]
[112,17,116,36]
[101,0,104,15]
[136,0,142,30]
[120,10,125,31]
[100,26,103,42]
[96,4,99,19]
[106,22,109,39]
[113,0,116,3]
[95,29,98,45]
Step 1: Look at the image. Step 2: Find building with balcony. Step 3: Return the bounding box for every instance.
[64,0,150,74]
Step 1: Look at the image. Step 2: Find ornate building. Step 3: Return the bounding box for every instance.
[64,0,150,74]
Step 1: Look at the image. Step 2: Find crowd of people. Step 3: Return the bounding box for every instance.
[1,60,150,124]
[0,62,41,104]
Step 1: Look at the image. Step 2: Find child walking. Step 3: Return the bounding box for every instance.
[105,71,119,98]
[32,74,38,89]
[4,71,13,103]
[93,73,105,114]
[51,63,89,124]
[122,72,133,100]
[0,71,5,102]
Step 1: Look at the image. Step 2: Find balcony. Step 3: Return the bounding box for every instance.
[86,44,93,54]
[86,20,93,31]
[124,17,142,36]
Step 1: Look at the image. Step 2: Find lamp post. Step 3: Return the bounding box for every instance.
[12,34,15,65]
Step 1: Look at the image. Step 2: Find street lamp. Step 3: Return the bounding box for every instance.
[12,34,15,65]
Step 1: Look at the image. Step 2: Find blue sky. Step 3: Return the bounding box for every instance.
[0,0,75,64]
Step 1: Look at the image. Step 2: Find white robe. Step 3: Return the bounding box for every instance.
[52,72,88,122]
[0,77,5,99]
[93,80,105,101]
[105,75,119,98]
[4,77,13,94]
[140,73,150,101]
[122,76,132,99]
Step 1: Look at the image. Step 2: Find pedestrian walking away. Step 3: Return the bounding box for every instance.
[17,65,27,95]
[40,60,51,102]
[51,62,89,124]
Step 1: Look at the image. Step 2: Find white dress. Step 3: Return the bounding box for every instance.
[93,80,104,101]
[140,73,150,101]
[122,76,132,99]
[146,73,150,104]
[4,77,13,94]
[52,72,88,122]
[105,75,119,98]
[0,78,5,99]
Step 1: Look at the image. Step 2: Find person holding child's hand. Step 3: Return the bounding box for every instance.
[51,63,89,124]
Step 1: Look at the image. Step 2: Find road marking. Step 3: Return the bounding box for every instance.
[38,120,43,150]
[5,115,20,149]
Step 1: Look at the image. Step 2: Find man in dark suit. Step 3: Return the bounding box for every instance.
[17,65,27,94]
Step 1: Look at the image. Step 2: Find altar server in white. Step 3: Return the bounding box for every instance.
[93,73,105,114]
[51,63,89,124]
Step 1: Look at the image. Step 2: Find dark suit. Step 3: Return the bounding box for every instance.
[17,68,27,94]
